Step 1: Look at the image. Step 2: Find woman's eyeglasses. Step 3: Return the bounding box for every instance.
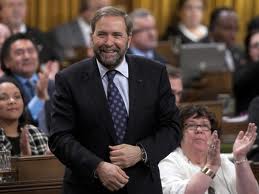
[184,123,211,132]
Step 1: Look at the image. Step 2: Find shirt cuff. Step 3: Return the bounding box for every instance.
[28,96,45,121]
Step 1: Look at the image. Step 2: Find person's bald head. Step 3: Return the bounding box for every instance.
[79,0,111,23]
[0,0,27,30]
[209,7,238,47]
[0,23,11,51]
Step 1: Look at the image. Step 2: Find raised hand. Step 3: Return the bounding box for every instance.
[95,161,129,191]
[233,123,257,161]
[206,130,221,172]
[36,71,49,100]
[43,60,60,80]
[109,144,142,169]
[20,127,32,156]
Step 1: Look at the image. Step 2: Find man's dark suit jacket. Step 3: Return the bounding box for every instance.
[49,55,181,194]
[49,20,86,60]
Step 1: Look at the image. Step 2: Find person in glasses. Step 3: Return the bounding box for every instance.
[159,104,259,194]
[127,8,167,64]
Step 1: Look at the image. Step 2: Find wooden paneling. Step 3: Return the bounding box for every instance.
[25,0,259,45]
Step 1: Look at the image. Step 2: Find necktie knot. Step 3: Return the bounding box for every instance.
[107,70,117,81]
[25,80,35,100]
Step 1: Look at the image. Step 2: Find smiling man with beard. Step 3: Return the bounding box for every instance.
[49,6,181,194]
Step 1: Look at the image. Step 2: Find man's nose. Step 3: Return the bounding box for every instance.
[23,51,31,58]
[105,35,114,46]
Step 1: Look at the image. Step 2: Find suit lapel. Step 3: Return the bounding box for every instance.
[80,59,118,143]
[124,56,143,143]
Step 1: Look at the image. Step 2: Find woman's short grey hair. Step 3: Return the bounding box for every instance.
[91,6,133,36]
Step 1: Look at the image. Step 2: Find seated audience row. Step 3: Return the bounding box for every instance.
[1,33,54,134]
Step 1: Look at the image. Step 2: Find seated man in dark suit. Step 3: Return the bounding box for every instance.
[0,0,59,64]
[49,0,111,61]
[0,33,54,134]
[128,8,167,64]
[166,65,183,107]
[208,7,245,72]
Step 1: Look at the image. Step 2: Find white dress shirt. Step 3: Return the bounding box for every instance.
[96,58,129,114]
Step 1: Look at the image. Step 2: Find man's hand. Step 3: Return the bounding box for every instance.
[36,71,49,100]
[43,60,60,80]
[109,144,142,169]
[96,161,129,191]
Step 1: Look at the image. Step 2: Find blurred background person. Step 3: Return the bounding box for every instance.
[244,30,259,63]
[247,15,259,34]
[167,65,183,106]
[163,0,208,44]
[0,33,55,134]
[234,30,259,115]
[0,23,11,53]
[49,0,111,61]
[209,7,244,72]
[0,23,11,76]
[0,77,49,156]
[159,104,259,194]
[128,8,167,64]
[0,0,59,64]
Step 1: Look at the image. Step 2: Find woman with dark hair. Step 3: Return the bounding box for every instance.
[244,30,259,63]
[163,0,208,44]
[0,77,49,156]
[234,30,259,115]
[159,105,259,194]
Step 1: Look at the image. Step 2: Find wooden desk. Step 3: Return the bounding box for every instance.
[155,41,179,66]
[183,71,233,102]
[221,121,248,136]
[221,121,248,143]
[0,155,65,194]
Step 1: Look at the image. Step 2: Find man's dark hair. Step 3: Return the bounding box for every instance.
[91,6,133,36]
[247,15,259,33]
[1,33,39,75]
[209,7,235,32]
[177,0,206,10]
[244,29,259,62]
[129,8,152,21]
[79,0,91,13]
[179,104,220,137]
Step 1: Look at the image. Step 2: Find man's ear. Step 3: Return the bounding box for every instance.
[127,35,132,49]
[4,57,12,69]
